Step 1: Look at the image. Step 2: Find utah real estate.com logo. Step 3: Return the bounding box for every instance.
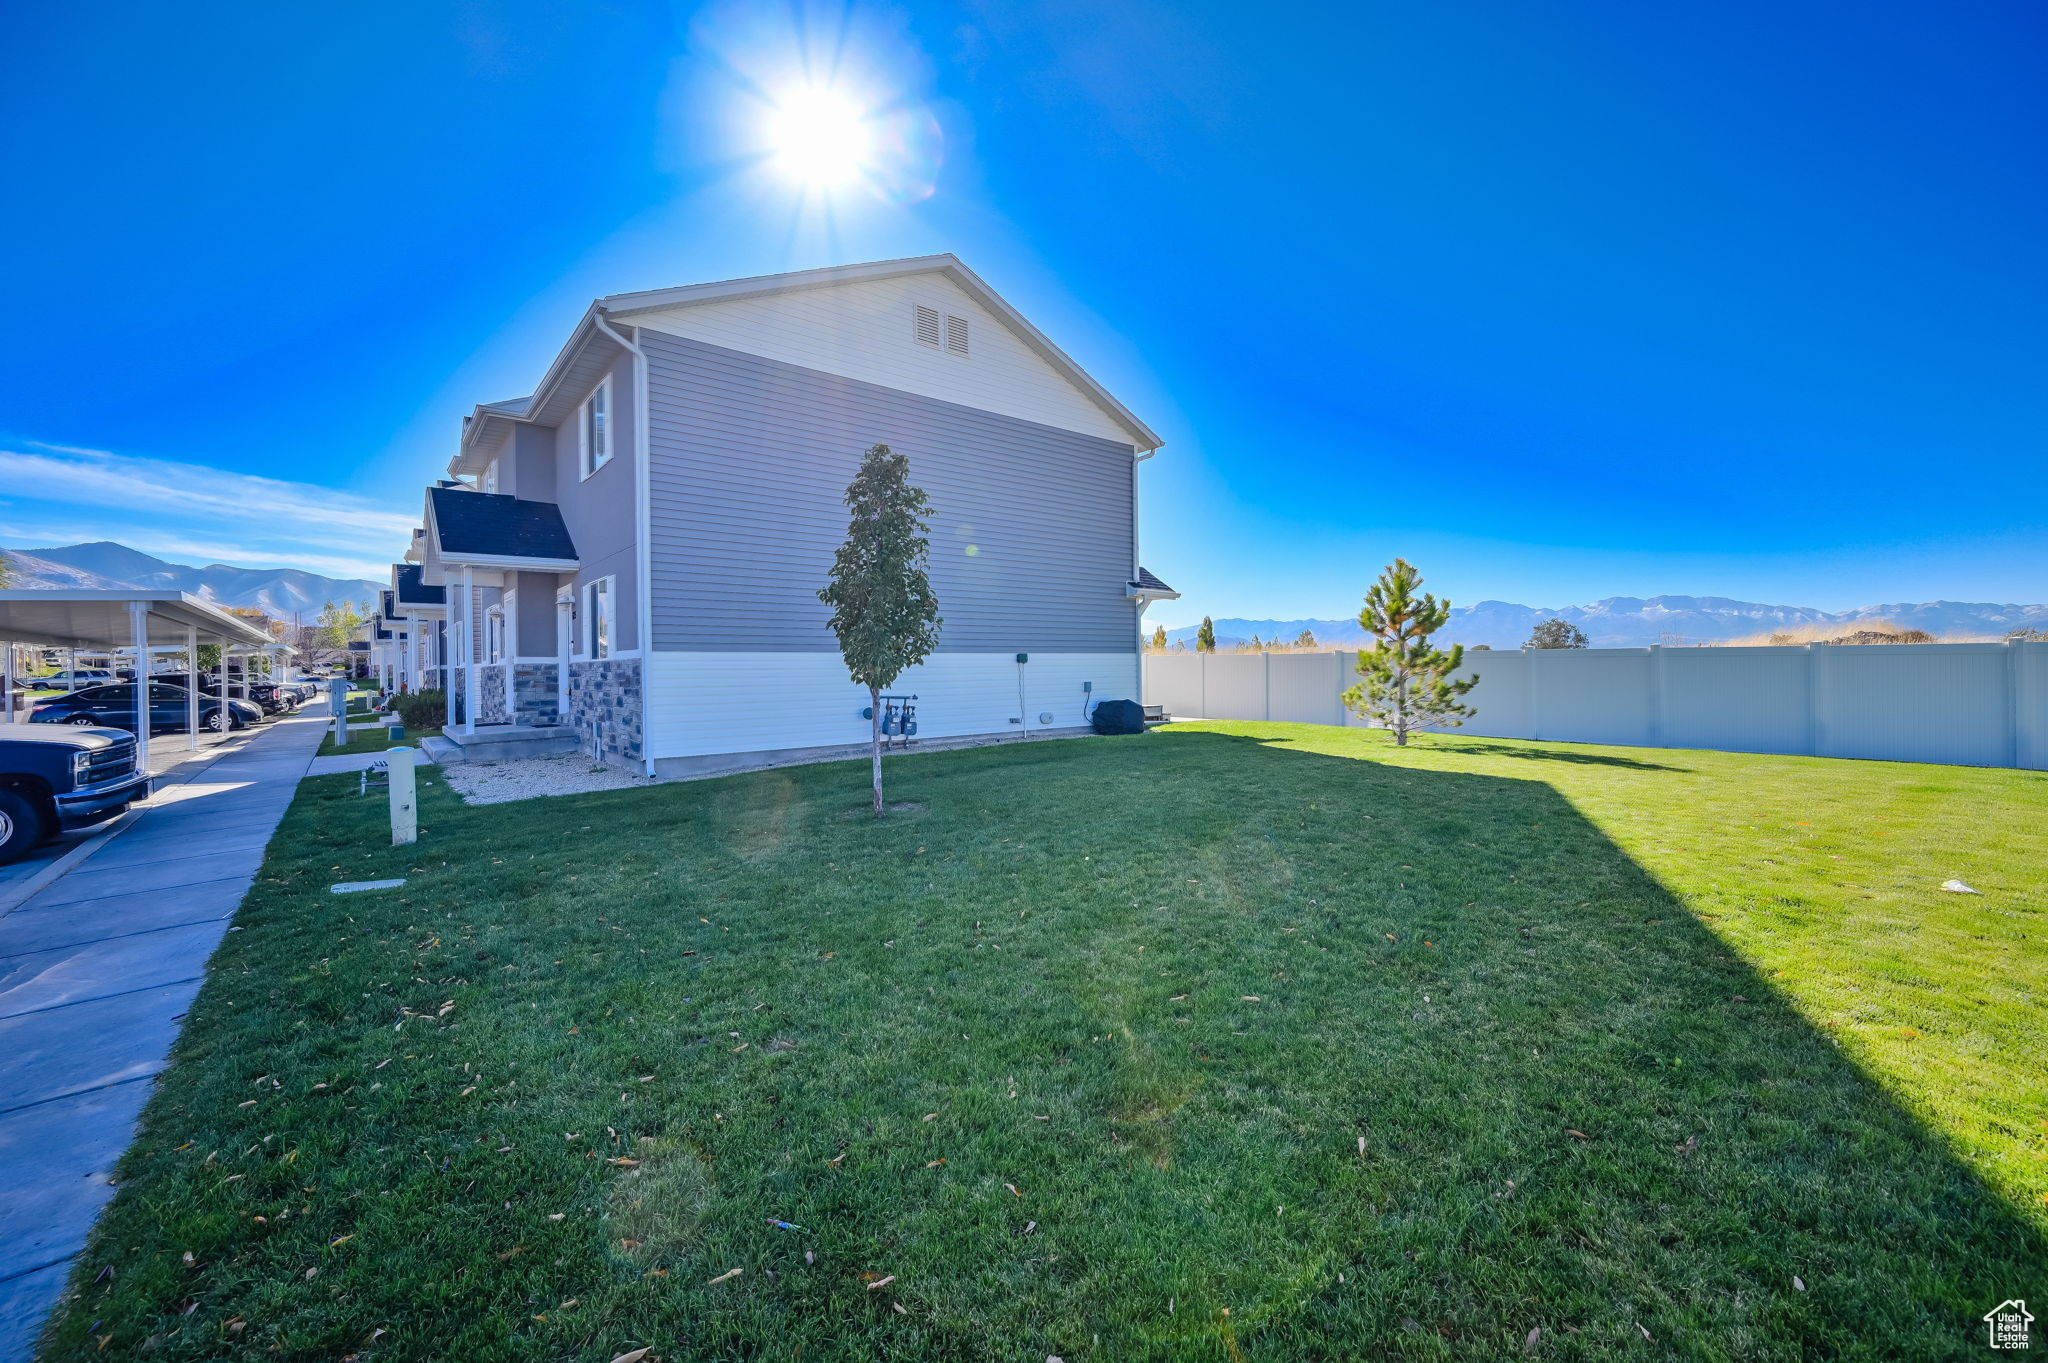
[1985,1300,2033,1351]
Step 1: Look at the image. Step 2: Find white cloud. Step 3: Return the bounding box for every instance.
[0,441,416,579]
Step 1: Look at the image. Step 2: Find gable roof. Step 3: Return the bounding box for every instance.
[392,563,446,607]
[426,487,579,565]
[599,255,1161,450]
[452,256,1162,475]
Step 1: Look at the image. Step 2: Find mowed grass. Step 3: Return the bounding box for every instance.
[40,724,2047,1361]
[315,723,441,758]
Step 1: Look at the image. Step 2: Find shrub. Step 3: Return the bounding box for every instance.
[390,688,446,732]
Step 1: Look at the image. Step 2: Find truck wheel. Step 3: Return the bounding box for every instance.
[0,788,46,865]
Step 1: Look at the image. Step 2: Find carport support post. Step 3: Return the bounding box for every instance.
[388,746,418,846]
[185,628,199,751]
[1,639,13,724]
[219,653,231,747]
[129,601,151,773]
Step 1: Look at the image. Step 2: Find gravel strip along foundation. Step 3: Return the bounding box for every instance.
[440,753,663,804]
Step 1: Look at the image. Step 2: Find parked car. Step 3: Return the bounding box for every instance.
[153,673,262,711]
[29,683,261,733]
[35,668,117,692]
[0,724,153,864]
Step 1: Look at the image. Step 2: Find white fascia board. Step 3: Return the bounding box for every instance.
[603,254,1164,452]
[435,552,578,573]
[450,305,631,474]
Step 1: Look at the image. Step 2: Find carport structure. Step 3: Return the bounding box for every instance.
[0,591,280,772]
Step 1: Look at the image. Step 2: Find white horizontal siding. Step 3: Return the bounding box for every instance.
[646,651,1139,760]
[628,273,1132,445]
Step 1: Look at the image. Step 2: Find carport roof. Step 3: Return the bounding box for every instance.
[0,590,278,650]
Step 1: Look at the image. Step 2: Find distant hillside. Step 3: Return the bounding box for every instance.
[1164,595,2048,651]
[4,541,380,619]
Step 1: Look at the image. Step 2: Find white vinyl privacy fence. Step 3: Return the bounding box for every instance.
[1144,642,2048,770]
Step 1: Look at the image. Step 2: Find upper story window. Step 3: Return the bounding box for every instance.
[480,460,499,494]
[584,576,613,659]
[579,376,612,478]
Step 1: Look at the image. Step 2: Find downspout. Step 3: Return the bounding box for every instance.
[1132,446,1157,688]
[591,308,657,778]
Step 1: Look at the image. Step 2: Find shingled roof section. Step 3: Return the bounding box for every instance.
[428,487,578,563]
[393,563,446,607]
[1132,566,1175,594]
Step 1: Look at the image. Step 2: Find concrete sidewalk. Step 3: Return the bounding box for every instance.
[0,703,332,1360]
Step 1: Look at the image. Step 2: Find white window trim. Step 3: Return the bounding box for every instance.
[581,576,615,660]
[578,375,614,481]
[484,606,505,664]
[480,459,499,494]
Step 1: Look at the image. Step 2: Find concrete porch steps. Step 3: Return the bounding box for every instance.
[422,725,582,764]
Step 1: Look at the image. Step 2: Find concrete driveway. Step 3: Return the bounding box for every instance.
[0,702,337,1360]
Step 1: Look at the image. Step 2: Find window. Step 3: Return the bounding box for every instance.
[945,313,969,356]
[579,376,612,478]
[583,577,613,659]
[913,304,941,348]
[480,460,499,494]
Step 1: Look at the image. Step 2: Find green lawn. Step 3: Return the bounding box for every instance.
[41,724,2046,1360]
[316,722,441,758]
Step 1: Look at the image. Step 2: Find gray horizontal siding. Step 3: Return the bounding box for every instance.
[643,329,1139,654]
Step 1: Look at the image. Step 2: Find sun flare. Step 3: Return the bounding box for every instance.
[766,86,872,186]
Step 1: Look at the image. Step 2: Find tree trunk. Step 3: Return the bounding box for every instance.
[870,685,884,816]
[1394,667,1410,745]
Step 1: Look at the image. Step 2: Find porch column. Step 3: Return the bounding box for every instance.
[129,601,151,773]
[185,628,199,751]
[503,600,517,722]
[461,566,479,736]
[556,596,573,726]
[442,614,457,729]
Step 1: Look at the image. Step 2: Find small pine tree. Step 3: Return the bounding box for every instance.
[1341,558,1477,745]
[1149,624,1168,652]
[817,443,943,816]
[1196,616,1217,653]
[1294,628,1318,650]
[1525,617,1588,650]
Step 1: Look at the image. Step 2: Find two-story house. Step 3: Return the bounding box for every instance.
[390,255,1177,778]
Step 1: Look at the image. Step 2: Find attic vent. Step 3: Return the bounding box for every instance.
[913,304,941,348]
[945,314,970,356]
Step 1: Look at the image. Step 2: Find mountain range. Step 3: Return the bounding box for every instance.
[1164,596,2048,651]
[2,542,381,619]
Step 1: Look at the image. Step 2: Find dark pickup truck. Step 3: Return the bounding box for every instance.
[0,724,153,865]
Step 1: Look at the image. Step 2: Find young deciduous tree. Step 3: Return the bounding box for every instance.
[1525,617,1588,649]
[316,601,367,654]
[1342,558,1477,745]
[1196,616,1217,653]
[818,443,943,816]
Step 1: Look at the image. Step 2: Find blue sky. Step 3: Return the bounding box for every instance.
[3,1,2042,624]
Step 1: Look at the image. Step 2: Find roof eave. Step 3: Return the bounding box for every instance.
[602,254,1164,452]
